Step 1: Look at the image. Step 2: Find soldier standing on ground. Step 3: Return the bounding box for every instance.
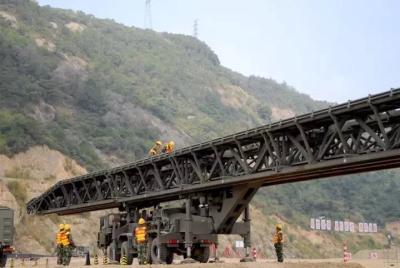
[56,224,65,265]
[273,224,284,262]
[135,218,148,265]
[61,224,75,266]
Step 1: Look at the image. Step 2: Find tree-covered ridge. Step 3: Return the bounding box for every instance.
[256,170,400,227]
[0,0,327,169]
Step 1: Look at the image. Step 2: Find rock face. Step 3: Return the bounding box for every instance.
[0,146,100,254]
[65,21,86,33]
[0,10,17,28]
[0,145,85,181]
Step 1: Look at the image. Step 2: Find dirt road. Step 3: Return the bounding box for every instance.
[7,257,373,268]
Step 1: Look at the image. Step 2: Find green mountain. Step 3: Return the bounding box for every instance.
[0,0,398,256]
[0,1,327,169]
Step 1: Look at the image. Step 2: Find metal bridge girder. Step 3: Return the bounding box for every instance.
[26,88,400,215]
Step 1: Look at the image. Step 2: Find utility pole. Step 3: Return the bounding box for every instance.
[144,0,152,29]
[193,19,198,38]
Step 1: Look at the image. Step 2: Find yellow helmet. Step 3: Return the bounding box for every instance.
[276,224,282,230]
[156,141,162,145]
[64,224,71,231]
[169,141,175,146]
[59,224,65,230]
[138,218,146,225]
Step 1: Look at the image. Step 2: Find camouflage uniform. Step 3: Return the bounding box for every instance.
[135,219,148,265]
[56,225,65,265]
[274,242,283,262]
[61,226,75,266]
[137,242,147,265]
[56,243,64,265]
[273,227,284,262]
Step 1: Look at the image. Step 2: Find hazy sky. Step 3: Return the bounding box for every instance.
[37,0,400,103]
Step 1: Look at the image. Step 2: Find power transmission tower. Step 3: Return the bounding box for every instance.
[144,0,152,29]
[193,19,198,38]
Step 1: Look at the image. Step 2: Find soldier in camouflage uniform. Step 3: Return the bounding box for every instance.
[135,218,148,265]
[61,224,75,266]
[56,224,65,265]
[272,224,284,262]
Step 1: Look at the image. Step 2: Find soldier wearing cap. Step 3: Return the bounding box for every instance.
[272,224,284,262]
[135,218,148,265]
[56,224,65,265]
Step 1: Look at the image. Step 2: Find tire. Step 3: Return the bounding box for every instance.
[120,241,134,265]
[191,246,210,263]
[106,243,120,263]
[150,237,173,264]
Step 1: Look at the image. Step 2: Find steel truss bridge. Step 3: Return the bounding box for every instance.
[27,88,400,216]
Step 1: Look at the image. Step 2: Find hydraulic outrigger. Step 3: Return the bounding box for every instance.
[28,88,400,264]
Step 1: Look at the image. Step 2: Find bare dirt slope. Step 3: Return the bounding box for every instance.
[0,146,106,254]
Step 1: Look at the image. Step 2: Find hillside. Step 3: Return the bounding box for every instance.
[0,1,328,170]
[0,0,398,258]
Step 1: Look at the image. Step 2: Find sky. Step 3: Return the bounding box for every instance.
[37,0,400,103]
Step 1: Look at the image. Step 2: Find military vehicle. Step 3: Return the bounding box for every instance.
[0,207,14,267]
[97,197,251,264]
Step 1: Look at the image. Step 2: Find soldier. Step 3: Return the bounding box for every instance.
[135,218,148,265]
[149,141,163,156]
[61,224,75,266]
[162,141,175,154]
[272,224,284,262]
[56,224,65,265]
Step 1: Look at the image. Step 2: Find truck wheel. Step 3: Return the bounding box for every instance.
[107,243,120,263]
[192,247,210,263]
[151,237,173,264]
[0,256,7,268]
[121,241,134,265]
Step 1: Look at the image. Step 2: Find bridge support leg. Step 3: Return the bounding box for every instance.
[181,198,197,264]
[240,205,254,262]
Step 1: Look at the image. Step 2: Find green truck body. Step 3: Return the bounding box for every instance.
[0,207,14,267]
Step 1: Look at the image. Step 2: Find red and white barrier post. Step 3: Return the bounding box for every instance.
[252,247,257,260]
[343,243,351,262]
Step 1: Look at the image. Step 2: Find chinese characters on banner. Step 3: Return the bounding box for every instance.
[349,222,355,232]
[310,218,378,233]
[335,221,339,231]
[344,221,349,232]
[326,220,332,231]
[359,222,364,232]
[321,219,326,230]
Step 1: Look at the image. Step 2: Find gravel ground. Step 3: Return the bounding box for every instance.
[5,257,372,268]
